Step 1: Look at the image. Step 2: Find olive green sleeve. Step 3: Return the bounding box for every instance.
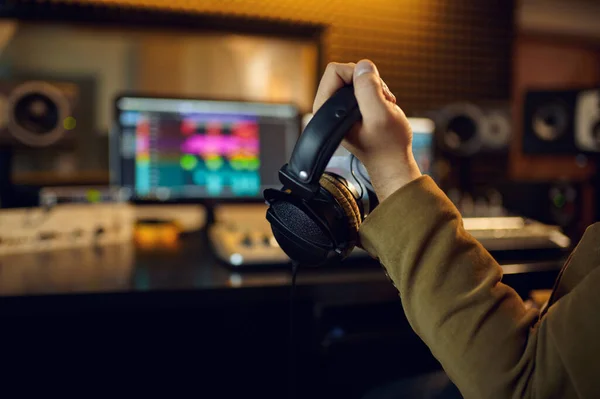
[359,175,584,398]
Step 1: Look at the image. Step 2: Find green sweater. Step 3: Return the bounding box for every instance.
[359,176,600,398]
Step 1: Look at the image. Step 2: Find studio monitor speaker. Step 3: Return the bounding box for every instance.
[0,79,82,148]
[497,180,583,240]
[522,87,600,155]
[432,102,511,157]
[0,75,103,183]
[575,88,600,153]
[426,102,511,194]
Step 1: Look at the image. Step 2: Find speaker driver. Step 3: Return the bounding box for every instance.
[481,110,511,150]
[437,103,484,156]
[575,88,600,152]
[532,100,569,142]
[7,81,70,147]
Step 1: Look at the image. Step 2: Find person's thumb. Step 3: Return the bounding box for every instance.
[353,59,387,119]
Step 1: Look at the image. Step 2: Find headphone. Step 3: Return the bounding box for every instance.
[264,85,375,266]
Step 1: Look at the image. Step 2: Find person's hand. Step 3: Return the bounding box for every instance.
[313,59,422,202]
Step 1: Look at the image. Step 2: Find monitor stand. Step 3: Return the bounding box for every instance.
[0,147,40,208]
[0,146,13,208]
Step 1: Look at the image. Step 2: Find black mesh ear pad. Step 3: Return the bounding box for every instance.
[264,176,363,265]
[267,196,337,265]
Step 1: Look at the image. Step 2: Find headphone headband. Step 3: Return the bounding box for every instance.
[279,85,362,199]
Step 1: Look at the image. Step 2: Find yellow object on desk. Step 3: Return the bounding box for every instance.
[134,222,181,249]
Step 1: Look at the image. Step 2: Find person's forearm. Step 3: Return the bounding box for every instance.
[359,176,540,398]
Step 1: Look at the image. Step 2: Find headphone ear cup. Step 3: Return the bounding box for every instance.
[265,174,363,265]
[265,188,340,265]
[319,173,362,251]
[267,199,334,264]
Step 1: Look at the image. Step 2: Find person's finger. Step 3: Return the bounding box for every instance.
[313,62,355,113]
[353,59,388,120]
[381,79,396,104]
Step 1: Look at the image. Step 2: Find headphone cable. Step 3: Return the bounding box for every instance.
[289,261,299,399]
[349,154,365,198]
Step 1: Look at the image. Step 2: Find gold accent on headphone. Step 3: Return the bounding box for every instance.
[319,173,361,239]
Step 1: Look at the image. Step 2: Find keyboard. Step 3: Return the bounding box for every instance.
[208,205,570,267]
[463,217,570,251]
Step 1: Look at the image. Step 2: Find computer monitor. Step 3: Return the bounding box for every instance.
[112,95,301,201]
[408,117,435,176]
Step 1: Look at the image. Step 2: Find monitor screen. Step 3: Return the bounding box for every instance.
[408,117,435,176]
[113,96,300,201]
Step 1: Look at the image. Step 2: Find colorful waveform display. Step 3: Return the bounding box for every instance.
[178,114,261,196]
[135,116,151,195]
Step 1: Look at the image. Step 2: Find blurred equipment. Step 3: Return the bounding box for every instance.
[0,79,79,148]
[447,187,507,218]
[112,95,300,201]
[134,205,206,233]
[522,89,579,154]
[134,204,206,249]
[575,88,600,153]
[450,180,583,241]
[0,203,134,256]
[40,185,207,231]
[522,87,600,154]
[0,75,102,185]
[428,101,511,194]
[39,185,128,205]
[209,204,372,267]
[210,205,570,267]
[0,77,88,206]
[497,180,583,241]
[209,204,290,266]
[134,220,181,249]
[463,216,570,252]
[434,102,512,156]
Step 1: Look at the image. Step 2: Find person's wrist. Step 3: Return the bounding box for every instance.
[364,154,422,203]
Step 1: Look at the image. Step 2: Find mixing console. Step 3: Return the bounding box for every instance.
[208,205,571,267]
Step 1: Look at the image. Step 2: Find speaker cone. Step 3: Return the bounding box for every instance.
[437,103,484,156]
[7,81,70,147]
[481,111,511,150]
[445,115,476,149]
[532,100,569,142]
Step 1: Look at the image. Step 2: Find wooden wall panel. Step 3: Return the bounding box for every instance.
[3,0,516,114]
[510,34,600,182]
[510,34,600,224]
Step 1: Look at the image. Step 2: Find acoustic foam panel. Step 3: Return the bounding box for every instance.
[3,0,515,114]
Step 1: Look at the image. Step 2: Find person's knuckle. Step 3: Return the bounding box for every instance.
[325,62,341,74]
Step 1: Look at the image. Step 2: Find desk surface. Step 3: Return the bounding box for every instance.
[0,232,565,310]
